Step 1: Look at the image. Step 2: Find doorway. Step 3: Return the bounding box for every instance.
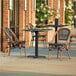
[9,0,19,39]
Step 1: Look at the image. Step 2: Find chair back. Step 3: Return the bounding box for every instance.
[5,27,12,39]
[58,28,70,41]
[4,27,17,43]
[29,23,35,36]
[29,23,34,29]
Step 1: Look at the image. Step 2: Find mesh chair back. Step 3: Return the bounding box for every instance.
[5,27,12,39]
[4,27,15,41]
[58,28,70,40]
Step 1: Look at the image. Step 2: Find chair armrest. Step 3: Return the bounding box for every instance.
[9,29,18,41]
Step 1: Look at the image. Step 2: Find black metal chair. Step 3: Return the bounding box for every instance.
[29,23,47,47]
[48,28,71,60]
[4,27,26,56]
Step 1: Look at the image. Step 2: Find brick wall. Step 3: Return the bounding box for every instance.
[48,0,55,42]
[48,0,53,23]
[25,0,30,45]
[3,0,8,51]
[19,0,24,41]
[60,0,65,24]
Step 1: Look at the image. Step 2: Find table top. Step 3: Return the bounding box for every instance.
[22,28,52,32]
[36,24,68,28]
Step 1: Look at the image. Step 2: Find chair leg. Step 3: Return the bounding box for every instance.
[43,41,45,48]
[43,40,47,48]
[8,46,10,56]
[30,40,33,47]
[48,47,50,60]
[57,48,59,59]
[19,44,22,56]
[30,41,31,47]
[66,48,70,59]
[45,40,47,48]
[0,50,1,54]
[23,43,26,56]
[60,48,62,61]
[24,47,26,56]
[69,42,71,49]
[4,48,7,56]
[67,51,70,59]
[20,48,22,56]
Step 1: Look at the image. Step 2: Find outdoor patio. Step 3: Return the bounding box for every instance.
[0,43,76,76]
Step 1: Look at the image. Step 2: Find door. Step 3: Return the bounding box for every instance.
[9,0,19,39]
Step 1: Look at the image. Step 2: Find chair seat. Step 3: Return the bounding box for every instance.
[38,35,46,37]
[8,41,25,44]
[6,46,25,49]
[39,39,46,41]
[8,41,25,48]
[17,41,25,44]
[31,35,46,41]
[49,43,65,46]
[48,43,67,51]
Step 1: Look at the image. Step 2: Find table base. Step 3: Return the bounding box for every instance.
[27,55,46,58]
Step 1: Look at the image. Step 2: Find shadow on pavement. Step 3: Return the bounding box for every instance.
[0,71,75,76]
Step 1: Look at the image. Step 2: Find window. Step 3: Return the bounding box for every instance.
[9,0,13,10]
[24,0,27,10]
[58,0,60,12]
[34,0,36,10]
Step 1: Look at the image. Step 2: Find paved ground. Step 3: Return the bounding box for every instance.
[0,71,75,76]
[0,44,76,76]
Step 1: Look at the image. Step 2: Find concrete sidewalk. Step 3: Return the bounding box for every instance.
[0,71,75,76]
[0,47,76,76]
[0,55,76,76]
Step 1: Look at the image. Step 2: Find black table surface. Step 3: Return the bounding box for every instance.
[36,24,68,28]
[22,28,52,32]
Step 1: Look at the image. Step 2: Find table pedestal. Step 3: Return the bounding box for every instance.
[35,31,38,58]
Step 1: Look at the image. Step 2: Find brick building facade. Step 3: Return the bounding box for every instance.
[0,0,65,51]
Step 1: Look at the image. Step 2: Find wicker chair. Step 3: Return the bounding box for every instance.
[4,27,26,56]
[69,34,76,49]
[48,28,71,60]
[29,23,47,47]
